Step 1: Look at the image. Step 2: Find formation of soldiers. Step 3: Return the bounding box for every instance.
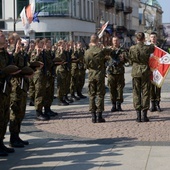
[0,29,164,157]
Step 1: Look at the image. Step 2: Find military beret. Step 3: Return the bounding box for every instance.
[21,66,34,76]
[29,61,44,68]
[2,65,20,75]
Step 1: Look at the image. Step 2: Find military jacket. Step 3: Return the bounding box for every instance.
[129,42,155,77]
[84,45,111,81]
[55,50,67,72]
[107,47,128,74]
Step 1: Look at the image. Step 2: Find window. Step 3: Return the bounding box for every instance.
[36,0,69,17]
[17,0,29,16]
[0,0,2,19]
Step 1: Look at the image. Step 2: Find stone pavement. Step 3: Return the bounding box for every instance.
[1,67,170,170]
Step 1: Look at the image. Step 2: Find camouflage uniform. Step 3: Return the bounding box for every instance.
[30,49,49,120]
[0,48,12,142]
[107,47,128,111]
[129,41,154,121]
[55,49,68,105]
[84,45,111,123]
[76,48,86,98]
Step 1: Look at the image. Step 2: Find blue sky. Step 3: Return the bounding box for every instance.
[158,0,170,23]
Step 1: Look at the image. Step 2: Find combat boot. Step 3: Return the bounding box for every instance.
[96,112,105,123]
[111,102,116,112]
[142,110,149,122]
[0,139,14,154]
[0,147,8,156]
[155,101,162,112]
[64,95,74,103]
[9,133,25,148]
[91,111,96,123]
[150,101,157,112]
[36,110,49,121]
[44,107,58,117]
[16,134,29,145]
[116,101,123,111]
[136,110,142,122]
[58,99,69,106]
[77,92,87,99]
[29,98,34,106]
[70,93,80,101]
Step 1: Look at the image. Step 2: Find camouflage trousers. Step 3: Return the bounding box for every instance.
[10,86,27,134]
[132,76,150,111]
[0,93,10,140]
[107,73,125,103]
[150,83,161,102]
[77,69,86,94]
[88,78,105,113]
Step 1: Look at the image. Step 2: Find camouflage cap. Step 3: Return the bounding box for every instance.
[21,66,34,76]
[2,65,19,75]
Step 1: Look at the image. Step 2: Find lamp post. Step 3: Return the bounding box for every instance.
[13,0,16,32]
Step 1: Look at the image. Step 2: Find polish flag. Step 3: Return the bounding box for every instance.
[149,46,170,87]
[26,0,35,24]
[98,21,109,39]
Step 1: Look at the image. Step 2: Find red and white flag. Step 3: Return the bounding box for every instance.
[26,0,35,24]
[149,46,170,87]
[98,21,109,39]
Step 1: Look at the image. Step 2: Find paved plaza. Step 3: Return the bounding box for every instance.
[1,66,170,170]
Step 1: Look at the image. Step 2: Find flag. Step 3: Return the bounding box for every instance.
[33,7,47,23]
[98,21,109,39]
[25,1,35,24]
[149,46,170,87]
[20,7,30,36]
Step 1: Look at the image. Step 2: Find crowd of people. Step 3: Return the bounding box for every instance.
[0,29,163,157]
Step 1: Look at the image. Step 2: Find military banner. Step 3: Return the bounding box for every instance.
[98,21,109,39]
[149,46,170,87]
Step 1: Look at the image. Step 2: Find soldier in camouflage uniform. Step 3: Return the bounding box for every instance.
[43,38,58,117]
[8,37,32,148]
[107,36,128,112]
[0,31,17,156]
[76,42,87,99]
[30,38,50,121]
[84,34,111,123]
[149,32,162,112]
[55,41,69,106]
[129,32,155,122]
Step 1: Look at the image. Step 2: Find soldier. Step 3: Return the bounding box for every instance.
[107,36,128,112]
[129,32,155,122]
[149,32,162,112]
[0,30,20,156]
[43,38,58,117]
[76,42,87,99]
[8,36,34,148]
[84,34,111,123]
[55,40,69,106]
[30,38,50,121]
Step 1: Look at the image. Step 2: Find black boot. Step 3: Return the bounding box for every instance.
[111,102,116,112]
[64,95,74,103]
[9,133,25,148]
[142,110,149,122]
[70,94,80,101]
[0,140,15,153]
[29,99,34,106]
[77,92,87,99]
[17,136,29,145]
[0,147,8,156]
[116,102,123,111]
[58,99,69,106]
[96,112,105,123]
[45,107,58,117]
[155,101,162,112]
[136,110,142,122]
[36,110,49,121]
[150,101,157,112]
[91,112,96,123]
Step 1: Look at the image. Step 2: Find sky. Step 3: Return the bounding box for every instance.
[157,0,170,23]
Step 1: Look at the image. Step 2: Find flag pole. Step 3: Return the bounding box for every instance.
[13,0,16,32]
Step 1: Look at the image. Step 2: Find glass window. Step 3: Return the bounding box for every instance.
[0,0,2,19]
[17,0,29,16]
[36,0,69,17]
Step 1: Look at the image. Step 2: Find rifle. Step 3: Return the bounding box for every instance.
[81,37,89,50]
